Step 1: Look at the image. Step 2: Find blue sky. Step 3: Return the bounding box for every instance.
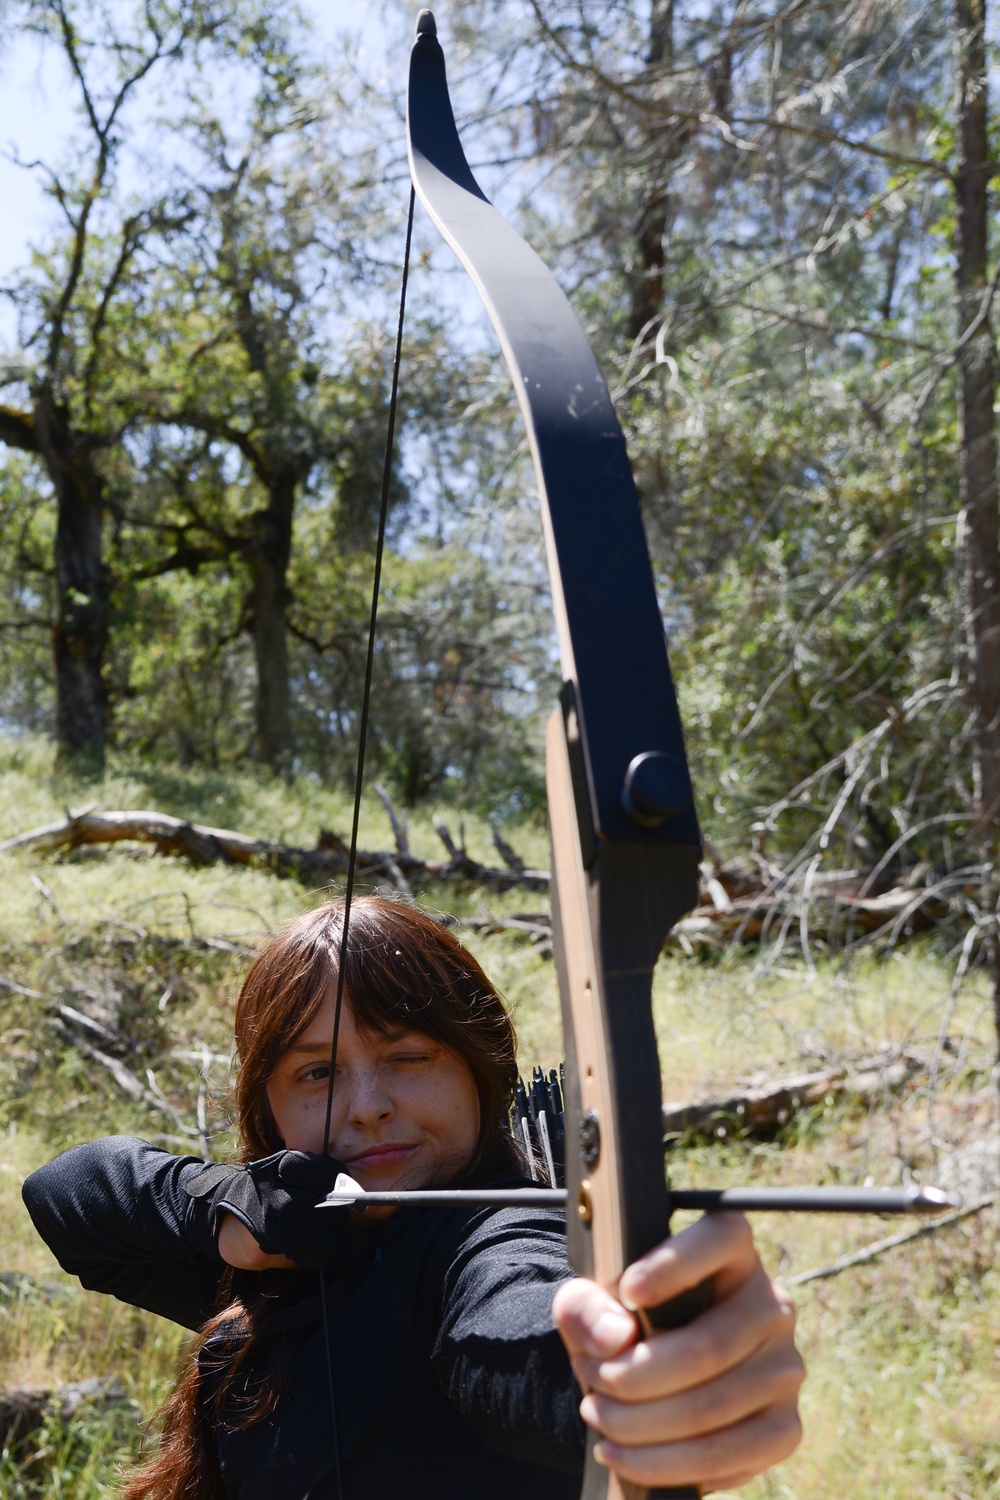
[0,2,403,283]
[0,2,542,377]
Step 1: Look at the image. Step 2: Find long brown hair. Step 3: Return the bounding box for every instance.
[124,896,523,1500]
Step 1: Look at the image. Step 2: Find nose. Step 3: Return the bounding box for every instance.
[342,1064,394,1128]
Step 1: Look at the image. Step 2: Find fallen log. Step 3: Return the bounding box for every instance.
[449,910,554,957]
[661,1047,929,1141]
[0,1388,50,1449]
[0,1377,129,1451]
[0,807,549,893]
[49,1017,201,1140]
[0,1271,67,1305]
[1,809,974,943]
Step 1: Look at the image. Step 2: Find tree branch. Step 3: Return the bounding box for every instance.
[524,0,954,178]
[717,298,940,354]
[785,1192,1000,1286]
[0,405,40,454]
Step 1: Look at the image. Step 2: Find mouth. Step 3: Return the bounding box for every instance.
[343,1143,419,1173]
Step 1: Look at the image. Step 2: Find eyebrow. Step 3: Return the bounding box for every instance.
[286,1027,416,1056]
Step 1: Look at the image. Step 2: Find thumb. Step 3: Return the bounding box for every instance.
[553,1278,638,1361]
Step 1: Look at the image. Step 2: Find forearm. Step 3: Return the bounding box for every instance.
[22,1137,223,1328]
[217,1213,296,1270]
[437,1324,584,1473]
[432,1206,584,1472]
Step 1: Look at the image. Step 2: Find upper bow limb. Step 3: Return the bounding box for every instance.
[407,14,797,1496]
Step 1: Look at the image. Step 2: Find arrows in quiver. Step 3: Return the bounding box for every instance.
[513,1066,566,1187]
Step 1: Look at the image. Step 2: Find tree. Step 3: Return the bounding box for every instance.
[0,0,288,770]
[952,0,1000,1026]
[138,71,399,773]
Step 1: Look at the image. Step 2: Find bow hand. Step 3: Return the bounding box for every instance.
[554,1214,804,1495]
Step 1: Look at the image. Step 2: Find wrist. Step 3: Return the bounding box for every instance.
[217,1211,297,1271]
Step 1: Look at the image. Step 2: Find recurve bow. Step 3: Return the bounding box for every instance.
[330,12,952,1487]
[407,13,707,1499]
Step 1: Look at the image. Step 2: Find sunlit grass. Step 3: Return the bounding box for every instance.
[0,736,997,1495]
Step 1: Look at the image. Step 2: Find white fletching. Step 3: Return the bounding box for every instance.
[326,1171,365,1205]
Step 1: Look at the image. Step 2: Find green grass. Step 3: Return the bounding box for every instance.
[0,737,997,1496]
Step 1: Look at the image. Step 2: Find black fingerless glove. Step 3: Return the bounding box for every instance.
[183,1151,351,1271]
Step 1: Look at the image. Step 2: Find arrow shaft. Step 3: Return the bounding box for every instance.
[322,1185,955,1214]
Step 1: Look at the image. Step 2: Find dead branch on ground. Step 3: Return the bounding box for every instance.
[785,1191,1000,1286]
[0,807,549,893]
[50,1015,203,1142]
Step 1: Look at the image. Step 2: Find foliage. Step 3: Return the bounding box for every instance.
[0,457,55,736]
[430,0,994,911]
[0,0,986,860]
[0,0,566,796]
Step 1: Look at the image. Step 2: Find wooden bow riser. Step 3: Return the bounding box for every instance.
[549,707,705,1500]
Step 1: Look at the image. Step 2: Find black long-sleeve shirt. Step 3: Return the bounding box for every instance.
[22,1138,585,1499]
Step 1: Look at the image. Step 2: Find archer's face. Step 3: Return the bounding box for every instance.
[266,989,481,1192]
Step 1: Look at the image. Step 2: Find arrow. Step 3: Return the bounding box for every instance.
[323,1172,956,1215]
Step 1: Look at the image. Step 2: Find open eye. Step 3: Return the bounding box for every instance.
[299,1062,332,1084]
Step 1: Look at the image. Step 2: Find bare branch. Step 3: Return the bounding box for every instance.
[786,1192,1000,1286]
[523,0,953,177]
[373,782,411,858]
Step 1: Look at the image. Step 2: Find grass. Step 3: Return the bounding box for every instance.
[0,737,997,1495]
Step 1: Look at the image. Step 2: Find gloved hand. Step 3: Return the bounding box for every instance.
[183,1151,351,1270]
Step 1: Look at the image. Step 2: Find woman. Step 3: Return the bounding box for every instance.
[23,897,804,1499]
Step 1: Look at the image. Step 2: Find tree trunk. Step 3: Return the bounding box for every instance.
[34,391,109,772]
[953,0,1000,1053]
[243,473,295,774]
[628,0,677,341]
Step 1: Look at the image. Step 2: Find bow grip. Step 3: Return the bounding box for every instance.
[636,1287,712,1499]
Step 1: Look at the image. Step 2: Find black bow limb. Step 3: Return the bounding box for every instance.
[409,14,706,1500]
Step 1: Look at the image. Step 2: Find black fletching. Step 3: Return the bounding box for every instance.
[512,1066,566,1187]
